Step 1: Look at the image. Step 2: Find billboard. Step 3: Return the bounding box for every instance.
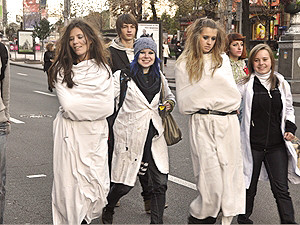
[18,30,34,54]
[23,0,41,29]
[137,21,162,60]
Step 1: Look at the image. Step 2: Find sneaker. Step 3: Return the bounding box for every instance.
[101,206,114,224]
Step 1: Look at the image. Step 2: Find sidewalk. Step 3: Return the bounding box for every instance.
[10,57,300,106]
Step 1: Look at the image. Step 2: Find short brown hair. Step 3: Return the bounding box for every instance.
[46,42,54,51]
[115,14,138,37]
[226,33,247,59]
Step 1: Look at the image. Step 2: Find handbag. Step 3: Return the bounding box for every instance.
[291,137,300,169]
[159,77,182,146]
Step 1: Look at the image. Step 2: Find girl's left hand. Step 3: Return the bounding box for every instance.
[284,132,295,141]
[164,102,171,111]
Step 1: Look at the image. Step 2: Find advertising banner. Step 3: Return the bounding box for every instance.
[18,30,34,54]
[23,0,40,29]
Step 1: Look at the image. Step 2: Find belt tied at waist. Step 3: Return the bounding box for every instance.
[196,109,238,116]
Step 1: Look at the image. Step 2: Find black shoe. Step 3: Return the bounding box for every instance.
[188,215,216,224]
[237,215,253,224]
[48,87,53,92]
[102,206,114,224]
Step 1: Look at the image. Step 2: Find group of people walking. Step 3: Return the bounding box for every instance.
[43,13,300,225]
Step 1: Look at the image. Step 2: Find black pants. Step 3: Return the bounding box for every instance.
[239,147,295,224]
[106,154,168,224]
[164,57,168,65]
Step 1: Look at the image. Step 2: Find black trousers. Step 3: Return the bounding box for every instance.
[239,147,296,224]
[106,154,168,224]
[164,57,168,65]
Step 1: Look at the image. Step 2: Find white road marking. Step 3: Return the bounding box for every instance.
[17,73,28,76]
[27,174,47,178]
[168,175,197,190]
[10,117,25,124]
[34,90,56,97]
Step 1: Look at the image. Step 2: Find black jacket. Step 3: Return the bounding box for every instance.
[109,46,130,73]
[43,51,54,72]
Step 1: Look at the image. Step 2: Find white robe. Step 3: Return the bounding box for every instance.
[111,71,175,186]
[52,59,114,225]
[175,53,245,219]
[238,72,300,188]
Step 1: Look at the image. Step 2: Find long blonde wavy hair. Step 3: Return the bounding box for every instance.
[178,18,226,83]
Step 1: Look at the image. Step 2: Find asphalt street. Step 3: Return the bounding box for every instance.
[4,64,300,224]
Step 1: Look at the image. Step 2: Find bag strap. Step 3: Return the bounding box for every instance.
[117,69,131,110]
[160,74,165,103]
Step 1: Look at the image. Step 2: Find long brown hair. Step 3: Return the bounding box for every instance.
[226,32,247,59]
[49,19,110,88]
[178,18,225,82]
[242,44,276,89]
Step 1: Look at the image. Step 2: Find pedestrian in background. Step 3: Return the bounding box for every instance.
[108,13,158,213]
[162,41,170,66]
[43,42,55,92]
[237,43,300,224]
[102,37,175,224]
[49,19,114,225]
[0,34,10,224]
[175,18,245,225]
[174,41,182,59]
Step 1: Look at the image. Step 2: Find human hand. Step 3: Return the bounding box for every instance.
[164,102,171,111]
[284,132,295,141]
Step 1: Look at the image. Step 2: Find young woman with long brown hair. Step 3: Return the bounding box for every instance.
[49,19,114,225]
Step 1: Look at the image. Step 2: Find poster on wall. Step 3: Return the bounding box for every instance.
[18,30,34,54]
[137,21,162,60]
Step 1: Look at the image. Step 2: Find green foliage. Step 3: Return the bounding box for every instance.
[5,23,20,41]
[160,12,179,34]
[33,18,54,42]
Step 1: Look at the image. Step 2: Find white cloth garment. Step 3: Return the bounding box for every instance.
[111,71,175,187]
[238,72,300,188]
[175,53,245,219]
[52,59,114,225]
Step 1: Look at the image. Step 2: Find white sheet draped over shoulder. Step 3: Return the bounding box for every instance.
[52,59,114,225]
[175,54,245,219]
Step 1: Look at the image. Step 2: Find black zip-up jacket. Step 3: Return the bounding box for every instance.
[250,76,296,151]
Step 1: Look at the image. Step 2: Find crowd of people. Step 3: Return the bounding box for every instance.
[1,12,300,225]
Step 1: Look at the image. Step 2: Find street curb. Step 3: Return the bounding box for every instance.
[11,61,43,71]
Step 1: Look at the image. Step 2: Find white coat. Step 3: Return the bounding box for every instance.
[238,72,300,189]
[175,53,245,219]
[111,71,175,187]
[163,44,170,58]
[52,59,114,225]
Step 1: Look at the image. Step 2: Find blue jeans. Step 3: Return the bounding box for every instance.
[0,122,9,224]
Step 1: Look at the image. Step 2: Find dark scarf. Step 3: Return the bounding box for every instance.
[128,66,161,176]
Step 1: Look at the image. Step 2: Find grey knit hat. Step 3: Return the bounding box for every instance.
[134,37,157,56]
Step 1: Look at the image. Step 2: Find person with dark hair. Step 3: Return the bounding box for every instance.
[102,37,175,224]
[109,13,138,73]
[0,34,10,224]
[43,42,55,92]
[49,19,114,225]
[174,41,182,59]
[175,18,245,224]
[108,13,159,213]
[237,43,300,224]
[226,33,248,82]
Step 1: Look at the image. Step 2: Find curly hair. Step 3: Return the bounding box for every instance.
[49,19,110,88]
[177,18,225,83]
